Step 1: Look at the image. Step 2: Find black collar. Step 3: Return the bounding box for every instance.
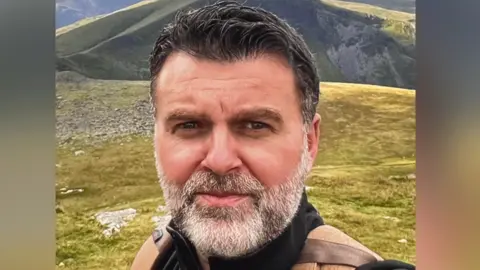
[165,191,324,270]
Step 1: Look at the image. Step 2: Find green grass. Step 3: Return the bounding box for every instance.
[55,1,159,56]
[56,15,107,37]
[321,0,415,45]
[55,0,197,57]
[56,82,416,269]
[323,0,415,14]
[55,0,158,37]
[381,19,416,45]
[321,0,414,21]
[316,83,415,165]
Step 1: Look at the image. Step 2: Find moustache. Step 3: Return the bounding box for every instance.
[180,171,265,204]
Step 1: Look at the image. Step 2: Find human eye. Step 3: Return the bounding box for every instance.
[177,121,199,130]
[236,121,275,138]
[245,121,269,130]
[173,121,206,137]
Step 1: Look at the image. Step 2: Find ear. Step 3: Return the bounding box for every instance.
[306,113,321,165]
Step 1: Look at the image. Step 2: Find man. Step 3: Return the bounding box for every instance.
[132,1,415,270]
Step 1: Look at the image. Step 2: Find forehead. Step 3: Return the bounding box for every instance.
[153,52,299,115]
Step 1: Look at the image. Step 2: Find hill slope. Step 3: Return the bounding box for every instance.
[56,0,416,89]
[55,0,147,28]
[56,79,415,268]
[332,0,415,14]
[323,0,414,22]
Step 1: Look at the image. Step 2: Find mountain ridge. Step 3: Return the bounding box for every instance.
[56,0,151,28]
[332,0,415,14]
[56,0,416,89]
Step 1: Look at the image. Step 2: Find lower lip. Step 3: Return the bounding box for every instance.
[196,194,249,207]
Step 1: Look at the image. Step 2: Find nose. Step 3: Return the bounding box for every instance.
[201,126,241,175]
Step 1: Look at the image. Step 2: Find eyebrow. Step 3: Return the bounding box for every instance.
[231,107,284,125]
[163,107,284,125]
[164,109,210,124]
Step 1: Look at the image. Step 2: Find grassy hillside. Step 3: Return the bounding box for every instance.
[55,1,158,36]
[330,0,415,14]
[56,0,154,29]
[56,15,106,36]
[321,0,415,45]
[55,0,416,89]
[56,81,416,269]
[322,0,414,21]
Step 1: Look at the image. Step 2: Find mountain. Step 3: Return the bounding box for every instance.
[55,0,416,89]
[56,0,146,28]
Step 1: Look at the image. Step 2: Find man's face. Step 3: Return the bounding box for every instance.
[153,52,320,257]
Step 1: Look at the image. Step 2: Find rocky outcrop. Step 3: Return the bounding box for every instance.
[95,208,137,237]
[56,92,153,143]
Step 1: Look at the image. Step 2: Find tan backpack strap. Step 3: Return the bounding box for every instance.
[152,226,173,253]
[293,225,383,270]
[130,227,173,270]
[297,238,378,266]
[307,225,383,261]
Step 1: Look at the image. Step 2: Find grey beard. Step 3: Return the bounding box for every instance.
[155,138,311,258]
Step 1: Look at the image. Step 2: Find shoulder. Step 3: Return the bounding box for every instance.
[293,225,383,270]
[131,227,173,270]
[307,225,383,261]
[295,225,415,270]
[131,235,159,270]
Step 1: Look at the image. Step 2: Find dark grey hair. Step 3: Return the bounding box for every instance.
[149,1,320,125]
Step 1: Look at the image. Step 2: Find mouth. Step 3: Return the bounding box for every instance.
[195,192,250,207]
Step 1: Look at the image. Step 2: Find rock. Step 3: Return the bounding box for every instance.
[74,150,85,156]
[383,216,400,222]
[58,262,65,267]
[95,208,137,237]
[59,188,84,195]
[56,94,154,144]
[389,174,416,181]
[55,71,89,84]
[152,215,172,228]
[398,239,408,243]
[56,205,64,214]
[157,205,168,212]
[63,258,75,265]
[103,226,121,237]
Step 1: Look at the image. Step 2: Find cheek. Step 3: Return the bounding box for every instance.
[155,137,205,185]
[241,137,304,188]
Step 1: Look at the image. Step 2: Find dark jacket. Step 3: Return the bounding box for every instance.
[150,191,415,270]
